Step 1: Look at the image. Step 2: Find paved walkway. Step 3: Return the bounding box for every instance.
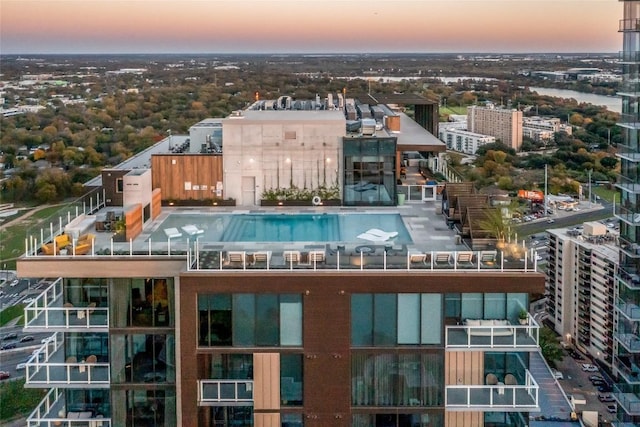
[529,351,575,421]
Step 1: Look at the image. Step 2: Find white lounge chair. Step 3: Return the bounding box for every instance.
[284,250,301,264]
[456,251,474,266]
[164,228,182,239]
[181,224,204,236]
[356,228,399,242]
[434,252,452,266]
[409,252,427,264]
[309,250,325,263]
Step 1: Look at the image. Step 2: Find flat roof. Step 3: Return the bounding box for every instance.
[396,112,446,152]
[228,109,346,122]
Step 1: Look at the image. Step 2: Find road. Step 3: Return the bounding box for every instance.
[515,202,614,237]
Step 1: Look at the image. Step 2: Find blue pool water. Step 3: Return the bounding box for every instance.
[152,213,412,243]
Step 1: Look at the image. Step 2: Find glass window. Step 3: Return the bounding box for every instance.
[200,294,301,347]
[507,293,528,323]
[282,413,303,426]
[351,294,373,346]
[352,353,443,407]
[484,293,506,319]
[461,293,483,319]
[114,389,175,427]
[233,294,255,346]
[374,294,396,346]
[110,278,173,328]
[256,294,279,346]
[281,354,303,406]
[280,295,302,346]
[110,333,175,384]
[397,294,420,344]
[421,294,442,345]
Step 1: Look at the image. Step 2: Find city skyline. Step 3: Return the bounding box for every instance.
[1,0,621,55]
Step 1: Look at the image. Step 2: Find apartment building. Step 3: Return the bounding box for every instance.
[438,127,496,154]
[522,117,572,143]
[17,94,569,427]
[545,222,617,367]
[467,106,523,151]
[613,1,640,424]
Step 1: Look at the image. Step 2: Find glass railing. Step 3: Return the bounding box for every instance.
[23,244,541,273]
[445,369,538,411]
[27,388,112,427]
[616,296,640,321]
[620,18,640,32]
[613,383,640,415]
[24,280,108,330]
[445,315,540,349]
[616,331,640,353]
[198,380,254,405]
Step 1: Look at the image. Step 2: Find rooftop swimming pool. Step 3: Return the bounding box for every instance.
[152,213,412,244]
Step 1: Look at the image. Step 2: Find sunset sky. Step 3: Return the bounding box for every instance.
[1,0,621,54]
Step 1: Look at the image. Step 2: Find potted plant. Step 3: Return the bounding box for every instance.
[518,309,528,325]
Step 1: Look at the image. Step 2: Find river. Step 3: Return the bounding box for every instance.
[529,87,621,114]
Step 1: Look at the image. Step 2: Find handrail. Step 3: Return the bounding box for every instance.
[198,379,254,404]
[445,370,539,409]
[445,315,540,349]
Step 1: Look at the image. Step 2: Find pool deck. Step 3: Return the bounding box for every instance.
[24,199,540,274]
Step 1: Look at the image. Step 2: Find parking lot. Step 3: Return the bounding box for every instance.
[554,348,617,424]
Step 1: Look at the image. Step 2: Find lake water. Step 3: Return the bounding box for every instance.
[529,87,621,114]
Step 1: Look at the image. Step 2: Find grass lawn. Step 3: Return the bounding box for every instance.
[440,105,468,115]
[0,378,46,421]
[0,204,69,270]
[0,304,25,327]
[591,186,618,203]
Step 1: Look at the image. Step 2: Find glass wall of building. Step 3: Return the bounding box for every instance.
[111,388,176,427]
[110,278,174,328]
[352,412,443,427]
[343,138,397,206]
[197,294,303,347]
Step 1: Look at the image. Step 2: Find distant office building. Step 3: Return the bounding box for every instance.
[438,127,496,154]
[467,106,523,151]
[545,222,617,367]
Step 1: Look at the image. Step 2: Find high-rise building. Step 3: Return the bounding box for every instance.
[545,223,617,367]
[613,1,640,424]
[467,105,523,151]
[17,94,570,427]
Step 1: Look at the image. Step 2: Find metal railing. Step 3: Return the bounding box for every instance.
[24,279,109,330]
[445,315,540,349]
[613,383,640,415]
[27,388,112,427]
[198,380,254,405]
[445,370,539,410]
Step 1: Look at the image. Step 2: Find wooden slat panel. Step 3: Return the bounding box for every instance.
[254,413,280,427]
[446,411,483,427]
[124,204,143,241]
[151,154,224,202]
[151,188,162,219]
[446,351,484,385]
[253,353,280,410]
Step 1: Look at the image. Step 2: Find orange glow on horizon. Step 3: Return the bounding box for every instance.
[1,1,621,53]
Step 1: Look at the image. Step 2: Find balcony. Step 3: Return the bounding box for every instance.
[620,18,640,32]
[445,315,540,351]
[198,380,254,406]
[445,370,539,411]
[614,383,640,415]
[619,234,640,258]
[25,333,110,388]
[24,279,108,332]
[27,388,111,427]
[617,266,640,290]
[615,356,640,386]
[617,297,640,321]
[620,50,640,64]
[616,333,640,353]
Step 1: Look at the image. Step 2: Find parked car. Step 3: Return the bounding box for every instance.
[591,379,607,386]
[589,375,604,381]
[569,350,585,360]
[547,218,555,224]
[607,403,617,413]
[15,362,26,371]
[22,297,34,304]
[582,363,598,372]
[599,393,615,402]
[0,371,10,380]
[0,342,16,350]
[2,332,17,340]
[19,335,34,343]
[598,384,613,393]
[9,279,18,287]
[552,370,564,380]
